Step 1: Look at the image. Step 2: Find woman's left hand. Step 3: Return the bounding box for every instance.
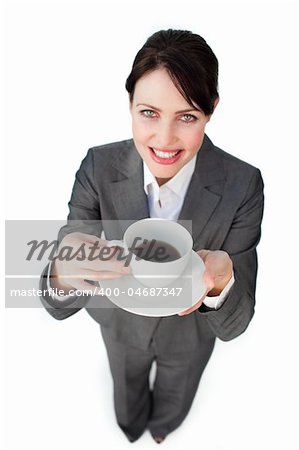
[177,249,233,316]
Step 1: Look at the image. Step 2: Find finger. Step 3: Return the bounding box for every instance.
[57,270,127,290]
[73,270,129,281]
[69,278,100,294]
[95,271,129,280]
[75,243,121,264]
[78,234,108,246]
[203,270,215,291]
[204,257,232,283]
[197,249,211,261]
[64,235,116,257]
[178,299,205,316]
[71,256,131,273]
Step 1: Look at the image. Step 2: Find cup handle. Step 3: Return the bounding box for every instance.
[106,240,129,256]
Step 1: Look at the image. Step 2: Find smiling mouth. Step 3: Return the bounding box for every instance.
[148,147,183,162]
[151,147,181,158]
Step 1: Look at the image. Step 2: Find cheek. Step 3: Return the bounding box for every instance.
[132,119,152,143]
[182,126,206,150]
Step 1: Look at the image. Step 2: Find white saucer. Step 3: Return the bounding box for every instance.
[99,250,206,317]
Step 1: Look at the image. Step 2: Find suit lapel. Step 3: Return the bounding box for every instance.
[178,135,225,244]
[110,174,149,220]
[109,140,149,230]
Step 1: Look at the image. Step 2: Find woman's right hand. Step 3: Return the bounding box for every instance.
[50,232,131,295]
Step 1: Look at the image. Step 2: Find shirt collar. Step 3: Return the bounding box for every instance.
[143,154,197,199]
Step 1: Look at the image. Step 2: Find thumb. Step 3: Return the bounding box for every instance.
[197,249,211,261]
[203,269,215,292]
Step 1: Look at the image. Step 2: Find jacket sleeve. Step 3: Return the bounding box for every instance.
[39,148,102,320]
[39,264,91,320]
[197,168,264,341]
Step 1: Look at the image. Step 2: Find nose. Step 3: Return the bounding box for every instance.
[155,121,178,148]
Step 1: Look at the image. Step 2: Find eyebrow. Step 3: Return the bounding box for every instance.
[136,103,201,114]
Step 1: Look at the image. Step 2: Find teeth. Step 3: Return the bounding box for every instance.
[152,148,179,158]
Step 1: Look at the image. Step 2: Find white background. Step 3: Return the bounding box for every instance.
[1,0,299,449]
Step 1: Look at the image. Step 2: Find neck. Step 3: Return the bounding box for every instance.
[156,177,171,187]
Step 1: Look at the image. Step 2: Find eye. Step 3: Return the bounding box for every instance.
[181,114,198,123]
[140,109,157,118]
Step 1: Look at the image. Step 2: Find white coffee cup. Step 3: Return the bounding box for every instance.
[106,218,193,287]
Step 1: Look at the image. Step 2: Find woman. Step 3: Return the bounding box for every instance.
[40,29,264,444]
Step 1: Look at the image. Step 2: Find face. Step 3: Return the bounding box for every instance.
[130,68,216,186]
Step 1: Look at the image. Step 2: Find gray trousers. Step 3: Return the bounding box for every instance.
[100,324,215,442]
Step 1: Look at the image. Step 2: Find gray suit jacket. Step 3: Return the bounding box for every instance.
[39,135,264,351]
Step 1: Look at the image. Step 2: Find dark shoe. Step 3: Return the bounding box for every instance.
[118,422,146,443]
[126,433,143,443]
[153,436,165,444]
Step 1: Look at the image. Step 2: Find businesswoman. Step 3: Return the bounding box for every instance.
[40,29,264,444]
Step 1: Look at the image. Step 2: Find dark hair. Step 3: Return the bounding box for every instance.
[125,29,219,116]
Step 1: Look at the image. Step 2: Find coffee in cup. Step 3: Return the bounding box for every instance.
[106,218,193,287]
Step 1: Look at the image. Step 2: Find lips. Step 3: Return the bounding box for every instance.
[148,147,183,165]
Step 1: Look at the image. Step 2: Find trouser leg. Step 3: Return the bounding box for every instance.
[147,339,215,438]
[100,326,155,442]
